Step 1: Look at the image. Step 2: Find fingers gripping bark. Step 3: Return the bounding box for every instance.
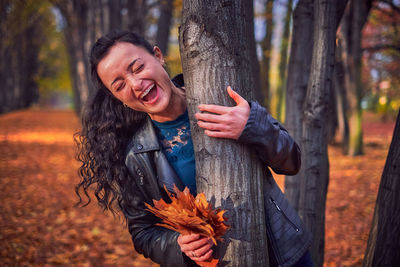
[195,86,250,140]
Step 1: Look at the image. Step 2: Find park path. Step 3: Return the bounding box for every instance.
[0,108,395,266]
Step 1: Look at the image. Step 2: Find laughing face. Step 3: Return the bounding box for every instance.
[97,42,186,122]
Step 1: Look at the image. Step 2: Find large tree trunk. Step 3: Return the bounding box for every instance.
[298,1,338,265]
[284,0,314,212]
[260,0,274,108]
[276,0,293,122]
[179,0,269,266]
[363,110,400,267]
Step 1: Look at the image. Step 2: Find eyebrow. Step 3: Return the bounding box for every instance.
[110,58,140,87]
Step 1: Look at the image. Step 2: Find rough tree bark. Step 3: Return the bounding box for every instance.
[179,0,269,266]
[362,110,400,267]
[284,0,314,212]
[297,1,337,266]
[284,0,348,215]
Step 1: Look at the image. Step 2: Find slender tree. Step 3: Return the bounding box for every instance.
[334,39,350,153]
[126,0,148,35]
[155,0,174,55]
[284,0,348,214]
[363,110,400,267]
[260,0,275,108]
[108,0,122,30]
[276,0,293,122]
[179,0,269,265]
[296,0,346,265]
[337,0,373,155]
[284,0,314,212]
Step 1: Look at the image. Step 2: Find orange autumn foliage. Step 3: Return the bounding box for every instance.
[145,185,229,267]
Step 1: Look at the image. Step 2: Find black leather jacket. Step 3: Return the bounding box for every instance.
[121,76,312,267]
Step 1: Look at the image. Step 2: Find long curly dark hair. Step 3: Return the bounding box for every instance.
[74,31,154,212]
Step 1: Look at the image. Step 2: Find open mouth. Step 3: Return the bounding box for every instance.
[140,84,158,102]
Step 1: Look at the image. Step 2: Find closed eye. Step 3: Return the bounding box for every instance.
[134,64,144,73]
[115,82,125,92]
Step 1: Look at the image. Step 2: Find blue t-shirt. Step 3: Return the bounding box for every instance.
[152,110,196,195]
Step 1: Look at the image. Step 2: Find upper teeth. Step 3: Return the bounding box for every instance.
[141,84,155,99]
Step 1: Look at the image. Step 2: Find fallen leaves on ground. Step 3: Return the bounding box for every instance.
[0,109,395,266]
[0,109,157,266]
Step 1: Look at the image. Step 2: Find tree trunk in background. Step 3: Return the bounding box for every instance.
[298,1,337,265]
[245,0,263,104]
[284,0,314,212]
[327,80,338,144]
[156,0,174,55]
[334,39,349,153]
[260,0,274,108]
[0,0,44,114]
[338,0,373,156]
[127,0,147,36]
[108,0,122,31]
[276,0,293,122]
[57,0,91,115]
[284,0,348,213]
[179,0,269,265]
[363,110,400,267]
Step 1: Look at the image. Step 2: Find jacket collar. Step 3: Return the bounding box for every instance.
[129,115,186,193]
[131,117,160,153]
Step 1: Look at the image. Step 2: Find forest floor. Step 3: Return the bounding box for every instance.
[0,108,395,267]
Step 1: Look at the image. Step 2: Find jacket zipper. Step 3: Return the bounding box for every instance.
[264,205,285,267]
[270,197,299,232]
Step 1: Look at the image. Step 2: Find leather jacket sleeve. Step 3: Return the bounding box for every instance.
[120,170,197,267]
[238,101,301,175]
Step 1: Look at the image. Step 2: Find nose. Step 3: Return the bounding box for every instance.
[126,75,142,91]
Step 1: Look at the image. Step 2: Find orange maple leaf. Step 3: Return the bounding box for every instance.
[145,185,230,267]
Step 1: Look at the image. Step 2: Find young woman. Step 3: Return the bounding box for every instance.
[76,30,313,267]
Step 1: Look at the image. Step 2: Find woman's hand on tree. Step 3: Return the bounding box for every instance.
[195,86,250,140]
[177,233,214,262]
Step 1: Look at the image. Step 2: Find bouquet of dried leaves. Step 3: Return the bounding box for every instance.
[145,185,229,267]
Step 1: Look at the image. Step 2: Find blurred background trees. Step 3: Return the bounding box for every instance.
[1,0,399,265]
[2,0,398,129]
